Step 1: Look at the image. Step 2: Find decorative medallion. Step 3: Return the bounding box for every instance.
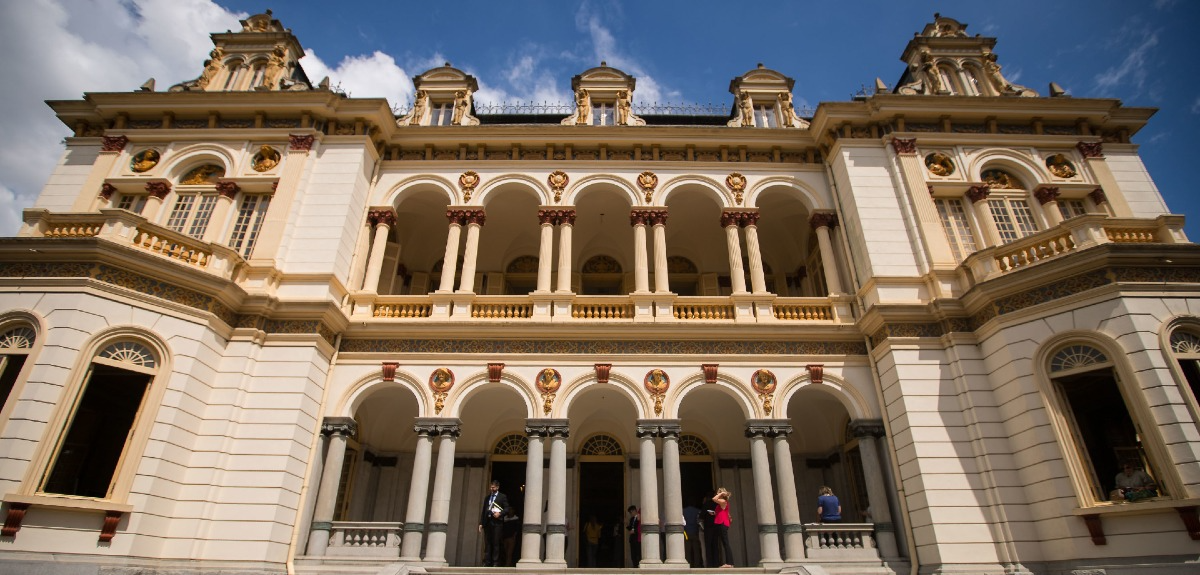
[536,368,562,415]
[252,145,281,172]
[429,367,454,415]
[130,149,160,173]
[981,169,1020,189]
[180,164,225,185]
[637,171,658,202]
[547,171,569,203]
[924,152,955,177]
[725,173,747,205]
[644,369,670,415]
[1045,154,1077,178]
[459,171,480,202]
[751,369,777,414]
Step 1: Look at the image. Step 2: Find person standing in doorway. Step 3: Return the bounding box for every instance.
[584,514,603,567]
[502,507,520,566]
[478,479,509,567]
[682,498,702,567]
[702,490,719,567]
[817,486,842,523]
[712,487,734,568]
[626,505,642,567]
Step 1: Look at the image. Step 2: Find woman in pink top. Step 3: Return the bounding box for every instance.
[712,487,735,567]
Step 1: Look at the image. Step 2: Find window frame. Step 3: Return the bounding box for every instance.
[0,315,42,434]
[1162,318,1200,438]
[227,192,272,257]
[986,193,1039,244]
[429,102,454,126]
[933,196,979,262]
[591,102,614,126]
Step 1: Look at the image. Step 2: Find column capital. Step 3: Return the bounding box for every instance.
[537,208,577,226]
[808,211,838,230]
[414,417,462,437]
[630,208,666,226]
[144,179,172,199]
[289,133,316,151]
[446,208,485,226]
[215,180,240,198]
[1089,187,1108,205]
[848,418,886,438]
[891,138,917,155]
[745,419,793,438]
[720,209,759,228]
[99,182,117,200]
[636,419,681,438]
[1034,186,1061,205]
[526,418,570,438]
[368,208,397,227]
[322,416,358,437]
[101,135,129,152]
[1076,141,1104,158]
[965,185,991,204]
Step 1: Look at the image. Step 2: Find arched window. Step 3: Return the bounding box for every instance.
[937,65,961,94]
[41,340,160,499]
[494,434,529,455]
[1169,327,1200,425]
[581,255,624,295]
[580,434,623,456]
[167,163,227,239]
[1047,343,1161,502]
[0,325,36,413]
[962,66,985,96]
[981,167,1038,243]
[221,60,244,91]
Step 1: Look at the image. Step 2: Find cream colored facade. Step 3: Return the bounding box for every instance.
[0,11,1198,575]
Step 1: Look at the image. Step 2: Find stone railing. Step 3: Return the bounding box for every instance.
[773,298,835,321]
[571,296,635,319]
[673,297,737,320]
[965,214,1187,283]
[802,523,878,560]
[132,226,215,268]
[471,296,534,319]
[325,521,402,557]
[374,298,433,318]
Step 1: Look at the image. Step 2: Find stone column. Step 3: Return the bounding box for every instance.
[75,135,128,212]
[142,180,172,224]
[518,422,548,567]
[556,210,576,293]
[536,209,556,293]
[660,422,687,565]
[722,211,748,294]
[650,211,671,293]
[850,419,900,559]
[362,209,396,293]
[636,421,663,566]
[399,420,437,561]
[741,211,767,294]
[249,134,315,262]
[306,417,357,556]
[1077,141,1132,217]
[437,211,465,292]
[889,137,958,266]
[630,211,651,293]
[769,422,804,561]
[348,217,373,293]
[809,212,844,295]
[746,421,783,566]
[202,181,240,244]
[966,186,1001,248]
[423,420,462,564]
[1035,186,1064,227]
[457,209,486,293]
[545,420,571,567]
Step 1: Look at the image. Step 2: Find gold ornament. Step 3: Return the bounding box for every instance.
[459,171,480,201]
[726,173,747,205]
[644,369,670,415]
[547,171,569,203]
[637,171,658,202]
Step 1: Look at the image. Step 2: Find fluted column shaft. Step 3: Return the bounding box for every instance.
[399,423,436,561]
[438,214,463,292]
[722,212,747,294]
[536,213,555,293]
[636,422,662,565]
[743,213,767,294]
[651,212,670,293]
[517,425,547,567]
[458,210,486,293]
[660,423,687,565]
[306,418,357,556]
[809,212,843,295]
[771,427,804,561]
[747,424,782,564]
[631,211,650,293]
[556,211,576,292]
[545,423,570,566]
[362,210,396,293]
[423,422,462,564]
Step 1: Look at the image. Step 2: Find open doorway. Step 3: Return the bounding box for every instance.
[577,461,624,567]
[487,461,526,567]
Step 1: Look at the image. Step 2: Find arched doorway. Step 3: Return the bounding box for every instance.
[576,433,625,567]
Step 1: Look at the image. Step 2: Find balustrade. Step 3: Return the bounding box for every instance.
[471,297,534,319]
[571,297,634,319]
[803,523,878,559]
[773,299,834,321]
[325,521,402,557]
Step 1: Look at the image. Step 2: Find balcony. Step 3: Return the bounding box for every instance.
[964,214,1186,283]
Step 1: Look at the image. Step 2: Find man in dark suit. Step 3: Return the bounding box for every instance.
[478,479,509,567]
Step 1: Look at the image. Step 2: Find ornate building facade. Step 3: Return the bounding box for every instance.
[0,11,1197,575]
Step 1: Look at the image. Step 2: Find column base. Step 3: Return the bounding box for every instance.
[515,559,544,568]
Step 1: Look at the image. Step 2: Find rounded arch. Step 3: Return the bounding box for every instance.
[565,174,640,206]
[577,432,626,456]
[164,144,235,179]
[968,149,1044,188]
[776,371,871,420]
[667,372,756,419]
[475,174,550,206]
[337,368,429,418]
[558,371,647,420]
[1159,314,1200,435]
[445,370,537,419]
[658,175,733,207]
[385,175,457,207]
[745,176,824,212]
[0,309,49,431]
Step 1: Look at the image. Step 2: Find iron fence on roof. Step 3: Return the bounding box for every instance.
[394,101,814,118]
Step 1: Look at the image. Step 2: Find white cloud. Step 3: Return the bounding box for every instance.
[573,5,681,105]
[0,0,243,237]
[1192,96,1200,114]
[302,49,413,105]
[1094,29,1159,97]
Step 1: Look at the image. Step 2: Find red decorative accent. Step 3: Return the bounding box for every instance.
[630,209,659,227]
[99,510,123,542]
[144,180,171,199]
[537,209,557,225]
[965,185,991,204]
[271,180,279,191]
[808,212,838,230]
[1081,514,1106,545]
[428,368,454,393]
[368,209,397,227]
[644,369,670,394]
[806,364,824,383]
[926,183,935,196]
[289,134,315,151]
[381,361,399,381]
[463,209,486,226]
[1177,507,1200,540]
[741,211,761,227]
[1088,187,1108,205]
[891,138,917,154]
[446,209,467,226]
[702,363,719,384]
[101,136,129,152]
[537,209,577,226]
[99,183,117,200]
[721,211,760,228]
[488,363,505,382]
[1076,141,1104,159]
[594,363,611,383]
[1034,186,1061,205]
[215,181,241,198]
[648,210,669,226]
[720,212,739,228]
[2,502,30,537]
[560,210,577,226]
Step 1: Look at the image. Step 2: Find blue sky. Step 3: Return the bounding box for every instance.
[1,0,1197,240]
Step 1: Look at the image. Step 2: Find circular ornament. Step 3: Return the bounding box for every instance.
[429,367,455,393]
[751,369,777,395]
[536,368,562,394]
[130,149,160,172]
[644,369,670,395]
[924,152,955,176]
